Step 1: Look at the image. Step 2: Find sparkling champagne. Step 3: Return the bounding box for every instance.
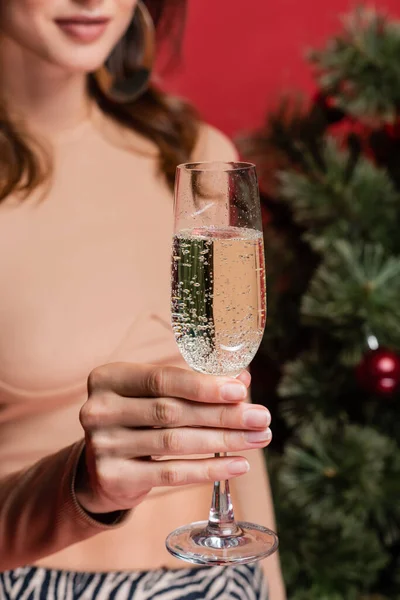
[171,226,266,376]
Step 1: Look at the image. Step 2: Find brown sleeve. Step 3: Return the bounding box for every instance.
[0,440,129,571]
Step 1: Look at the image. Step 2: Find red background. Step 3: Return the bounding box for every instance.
[162,0,400,139]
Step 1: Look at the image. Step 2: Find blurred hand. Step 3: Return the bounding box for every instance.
[76,363,272,515]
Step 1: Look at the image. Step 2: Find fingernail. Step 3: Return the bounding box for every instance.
[245,429,272,443]
[220,383,247,402]
[243,408,270,428]
[239,370,252,386]
[228,459,250,475]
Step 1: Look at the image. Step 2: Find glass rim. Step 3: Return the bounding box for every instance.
[176,161,256,172]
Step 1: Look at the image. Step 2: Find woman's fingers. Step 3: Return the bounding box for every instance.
[236,370,251,387]
[95,455,251,506]
[79,362,272,516]
[82,394,271,431]
[87,363,248,404]
[91,425,272,458]
[148,456,251,487]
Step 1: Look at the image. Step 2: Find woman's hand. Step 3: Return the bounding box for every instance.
[76,363,272,515]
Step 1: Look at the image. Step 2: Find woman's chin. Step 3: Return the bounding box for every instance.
[48,52,110,75]
[43,40,115,75]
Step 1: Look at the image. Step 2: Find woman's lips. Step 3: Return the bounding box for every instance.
[55,17,110,43]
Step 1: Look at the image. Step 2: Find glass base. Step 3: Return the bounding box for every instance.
[166,520,279,566]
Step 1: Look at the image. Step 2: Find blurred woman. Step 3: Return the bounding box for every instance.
[0,1,285,598]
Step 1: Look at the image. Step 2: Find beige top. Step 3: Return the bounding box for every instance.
[0,107,278,577]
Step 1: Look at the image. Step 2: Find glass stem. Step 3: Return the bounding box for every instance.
[206,453,241,537]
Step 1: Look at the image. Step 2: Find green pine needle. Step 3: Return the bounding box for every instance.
[278,353,351,420]
[278,417,397,520]
[302,240,400,347]
[278,137,400,253]
[309,6,400,123]
[277,503,388,594]
[274,417,394,592]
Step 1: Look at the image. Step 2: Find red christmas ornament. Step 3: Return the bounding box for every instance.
[356,348,400,396]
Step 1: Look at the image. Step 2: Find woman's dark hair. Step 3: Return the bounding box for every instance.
[0,0,200,201]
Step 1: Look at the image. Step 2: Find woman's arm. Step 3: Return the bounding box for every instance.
[0,361,263,572]
[0,440,128,571]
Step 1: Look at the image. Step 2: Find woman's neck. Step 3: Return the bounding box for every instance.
[0,35,91,138]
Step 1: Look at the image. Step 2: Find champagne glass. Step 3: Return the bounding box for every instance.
[166,161,279,566]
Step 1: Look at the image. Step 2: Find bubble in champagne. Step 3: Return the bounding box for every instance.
[171,226,266,377]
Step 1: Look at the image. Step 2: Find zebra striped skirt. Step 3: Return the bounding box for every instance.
[0,563,268,599]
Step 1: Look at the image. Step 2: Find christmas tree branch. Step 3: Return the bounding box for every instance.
[302,241,400,348]
[278,138,400,253]
[309,6,400,123]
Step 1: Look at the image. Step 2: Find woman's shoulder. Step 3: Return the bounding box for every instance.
[192,123,238,163]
